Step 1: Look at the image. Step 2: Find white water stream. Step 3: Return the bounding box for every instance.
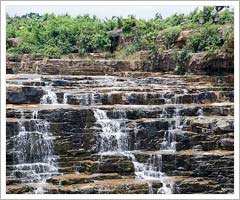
[13,111,58,193]
[93,108,173,194]
[13,86,59,193]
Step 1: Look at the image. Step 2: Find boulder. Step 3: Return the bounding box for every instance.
[189,52,234,75]
[6,185,34,194]
[6,86,44,104]
[217,138,234,150]
[8,38,21,47]
[175,30,196,48]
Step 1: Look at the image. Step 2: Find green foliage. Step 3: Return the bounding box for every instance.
[220,9,234,24]
[6,7,234,57]
[173,47,190,75]
[15,43,35,54]
[202,6,216,23]
[6,14,112,57]
[188,23,221,52]
[160,26,181,49]
[165,13,186,26]
[43,46,62,58]
[223,25,234,50]
[174,47,190,63]
[175,65,186,75]
[122,15,137,34]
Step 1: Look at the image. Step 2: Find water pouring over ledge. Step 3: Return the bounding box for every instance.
[12,89,59,193]
[40,85,58,104]
[93,108,173,194]
[6,72,234,194]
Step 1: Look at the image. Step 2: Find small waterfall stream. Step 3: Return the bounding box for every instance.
[160,107,184,152]
[40,85,58,104]
[13,111,58,193]
[12,85,59,193]
[93,109,128,152]
[93,108,173,194]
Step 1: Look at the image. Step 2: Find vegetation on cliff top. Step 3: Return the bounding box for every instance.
[7,6,233,61]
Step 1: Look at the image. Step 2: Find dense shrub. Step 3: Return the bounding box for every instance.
[6,6,233,57]
[43,46,62,58]
[15,43,34,54]
[188,24,221,52]
[165,13,186,26]
[160,26,181,49]
[173,47,190,74]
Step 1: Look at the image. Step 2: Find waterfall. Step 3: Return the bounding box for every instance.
[93,108,173,194]
[12,111,58,193]
[135,155,163,179]
[40,85,58,104]
[160,107,184,152]
[11,84,59,193]
[63,93,68,104]
[93,109,128,152]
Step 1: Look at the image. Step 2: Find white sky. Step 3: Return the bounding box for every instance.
[6,5,202,19]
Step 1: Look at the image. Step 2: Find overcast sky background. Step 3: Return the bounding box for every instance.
[6,5,203,19]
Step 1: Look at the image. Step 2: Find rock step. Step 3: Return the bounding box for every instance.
[6,178,162,194]
[6,82,233,91]
[6,85,233,105]
[6,114,234,153]
[6,176,227,194]
[6,116,234,140]
[6,73,233,105]
[62,150,233,177]
[173,176,229,194]
[6,73,234,86]
[6,102,234,120]
[6,52,234,75]
[8,149,233,176]
[6,76,233,89]
[48,173,125,185]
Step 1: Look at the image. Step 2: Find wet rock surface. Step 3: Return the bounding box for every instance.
[6,57,234,194]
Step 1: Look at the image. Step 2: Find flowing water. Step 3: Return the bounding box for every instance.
[93,109,128,152]
[12,86,59,193]
[160,107,185,152]
[93,108,173,194]
[40,85,58,104]
[12,111,58,193]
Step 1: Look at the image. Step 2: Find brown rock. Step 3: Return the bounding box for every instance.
[8,38,21,47]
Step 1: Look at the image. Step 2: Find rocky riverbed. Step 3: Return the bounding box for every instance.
[6,55,234,194]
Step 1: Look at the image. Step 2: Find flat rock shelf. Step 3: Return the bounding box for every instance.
[6,60,234,194]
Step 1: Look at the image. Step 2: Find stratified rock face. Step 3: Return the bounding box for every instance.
[6,55,234,194]
[6,51,234,75]
[189,52,234,74]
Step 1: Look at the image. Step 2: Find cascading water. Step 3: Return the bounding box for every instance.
[40,85,58,104]
[93,108,173,194]
[12,111,58,193]
[160,107,184,152]
[63,93,69,104]
[11,83,59,193]
[93,109,128,152]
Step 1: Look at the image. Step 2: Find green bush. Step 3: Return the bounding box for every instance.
[15,43,34,54]
[188,24,221,52]
[160,26,181,49]
[223,25,234,50]
[122,15,137,34]
[173,47,190,74]
[43,46,62,58]
[6,8,233,57]
[220,9,234,24]
[174,47,190,63]
[175,65,186,75]
[165,13,186,26]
